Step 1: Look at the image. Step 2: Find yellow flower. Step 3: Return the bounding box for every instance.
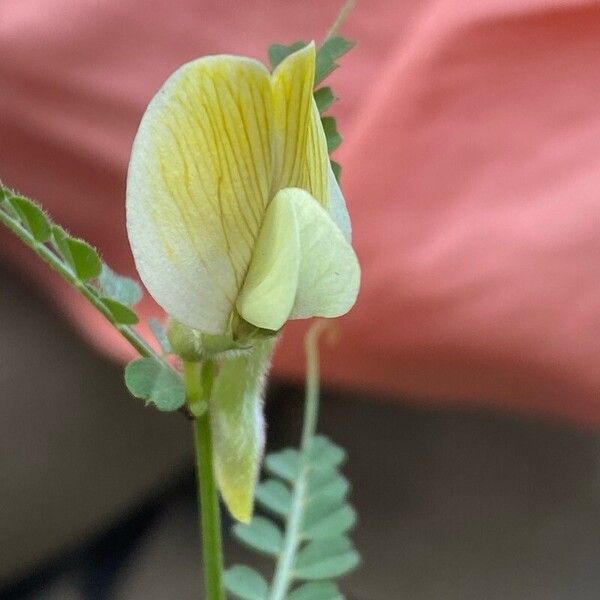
[126,43,359,337]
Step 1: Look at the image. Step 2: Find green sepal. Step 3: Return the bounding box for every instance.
[167,319,249,362]
[210,338,276,522]
[124,357,185,411]
[224,565,268,600]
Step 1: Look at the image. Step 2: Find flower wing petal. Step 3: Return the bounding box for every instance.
[289,187,360,320]
[127,55,273,334]
[270,43,330,208]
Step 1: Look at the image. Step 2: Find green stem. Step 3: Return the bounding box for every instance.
[0,202,155,359]
[187,360,225,600]
[269,321,327,600]
[325,0,356,40]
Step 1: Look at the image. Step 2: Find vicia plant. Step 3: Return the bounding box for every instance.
[0,3,360,599]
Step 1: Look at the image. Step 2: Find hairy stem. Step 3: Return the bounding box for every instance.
[269,321,327,600]
[187,360,225,600]
[0,202,155,358]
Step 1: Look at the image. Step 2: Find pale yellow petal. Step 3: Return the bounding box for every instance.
[270,43,330,208]
[235,190,300,331]
[127,55,273,334]
[237,188,360,330]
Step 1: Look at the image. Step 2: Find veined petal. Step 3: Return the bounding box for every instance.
[270,43,330,208]
[237,188,360,330]
[127,55,273,334]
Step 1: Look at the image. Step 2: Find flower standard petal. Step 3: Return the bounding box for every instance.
[270,43,330,208]
[127,55,274,334]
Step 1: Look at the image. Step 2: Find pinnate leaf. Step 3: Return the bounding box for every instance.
[295,537,359,580]
[233,516,283,556]
[255,479,292,517]
[10,196,51,242]
[224,565,268,600]
[288,581,343,600]
[124,357,184,412]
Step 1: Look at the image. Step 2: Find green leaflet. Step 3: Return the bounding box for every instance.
[268,41,308,69]
[101,297,139,325]
[210,338,276,522]
[295,537,360,580]
[9,196,51,242]
[313,87,336,114]
[124,357,185,411]
[255,479,292,517]
[321,117,342,153]
[287,582,343,600]
[315,36,355,85]
[97,263,143,306]
[224,565,269,600]
[233,516,283,556]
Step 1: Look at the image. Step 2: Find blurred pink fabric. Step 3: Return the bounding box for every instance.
[1,0,599,425]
